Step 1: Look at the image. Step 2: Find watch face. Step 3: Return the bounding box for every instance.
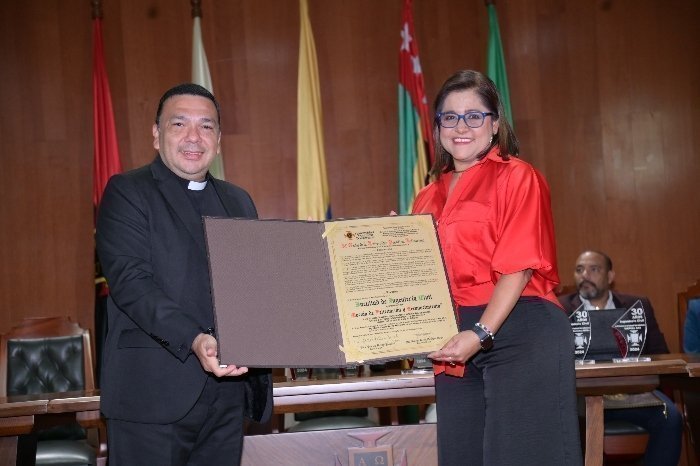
[472,324,493,351]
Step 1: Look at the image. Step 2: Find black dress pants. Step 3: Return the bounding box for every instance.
[107,375,246,466]
[435,297,582,466]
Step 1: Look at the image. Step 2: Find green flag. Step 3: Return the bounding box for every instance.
[486,3,513,127]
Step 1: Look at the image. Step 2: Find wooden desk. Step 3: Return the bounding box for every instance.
[576,358,688,465]
[0,395,48,465]
[0,390,101,466]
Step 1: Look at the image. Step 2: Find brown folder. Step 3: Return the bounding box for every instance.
[204,215,456,368]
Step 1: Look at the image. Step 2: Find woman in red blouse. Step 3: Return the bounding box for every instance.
[413,70,582,465]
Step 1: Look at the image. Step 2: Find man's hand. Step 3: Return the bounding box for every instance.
[191,333,249,377]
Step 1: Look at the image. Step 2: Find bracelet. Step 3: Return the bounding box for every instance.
[474,322,494,340]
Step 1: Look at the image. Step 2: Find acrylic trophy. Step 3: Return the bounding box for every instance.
[569,304,593,364]
[611,299,650,363]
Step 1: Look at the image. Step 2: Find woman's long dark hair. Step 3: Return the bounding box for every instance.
[429,70,519,178]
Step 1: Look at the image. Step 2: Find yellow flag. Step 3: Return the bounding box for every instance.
[297,0,330,220]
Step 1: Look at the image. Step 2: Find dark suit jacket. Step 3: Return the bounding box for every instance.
[96,156,272,424]
[558,291,669,355]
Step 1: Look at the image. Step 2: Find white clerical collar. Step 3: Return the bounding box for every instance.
[187,180,208,191]
[579,291,615,310]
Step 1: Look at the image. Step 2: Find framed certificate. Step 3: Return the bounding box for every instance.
[204,214,457,367]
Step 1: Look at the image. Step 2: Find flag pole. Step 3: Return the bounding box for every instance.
[191,0,202,18]
[91,0,102,20]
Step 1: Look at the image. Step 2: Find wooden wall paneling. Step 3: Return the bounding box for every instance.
[222,0,299,219]
[598,1,690,351]
[533,2,605,274]
[562,0,700,351]
[208,1,261,206]
[26,4,68,143]
[207,0,248,138]
[654,0,700,343]
[416,0,486,99]
[502,0,544,171]
[312,0,400,218]
[100,0,131,174]
[0,0,26,327]
[0,0,94,333]
[57,3,96,332]
[117,0,192,172]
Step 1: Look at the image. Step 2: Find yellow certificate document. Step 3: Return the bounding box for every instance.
[324,215,457,363]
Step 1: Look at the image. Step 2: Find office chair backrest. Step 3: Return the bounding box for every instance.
[0,316,94,397]
[0,317,100,466]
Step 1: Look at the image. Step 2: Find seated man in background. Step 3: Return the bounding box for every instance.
[559,250,682,466]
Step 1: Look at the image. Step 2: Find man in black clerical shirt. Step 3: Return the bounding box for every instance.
[96,83,271,465]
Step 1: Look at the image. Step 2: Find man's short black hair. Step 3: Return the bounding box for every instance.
[155,83,220,126]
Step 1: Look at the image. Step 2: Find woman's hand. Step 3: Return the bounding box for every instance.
[428,269,533,365]
[428,330,481,364]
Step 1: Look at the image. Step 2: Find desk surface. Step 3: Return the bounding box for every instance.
[0,395,48,418]
[0,390,101,415]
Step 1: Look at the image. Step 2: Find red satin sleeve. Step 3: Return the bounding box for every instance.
[491,163,561,304]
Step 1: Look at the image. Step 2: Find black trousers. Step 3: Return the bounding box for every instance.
[435,297,582,466]
[107,376,246,466]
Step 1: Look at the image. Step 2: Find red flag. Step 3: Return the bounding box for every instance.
[92,18,121,207]
[399,0,434,165]
[398,0,433,213]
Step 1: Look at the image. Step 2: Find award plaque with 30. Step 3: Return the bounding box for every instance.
[569,304,593,364]
[611,299,650,363]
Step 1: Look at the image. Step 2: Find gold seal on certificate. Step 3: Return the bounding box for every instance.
[204,214,458,367]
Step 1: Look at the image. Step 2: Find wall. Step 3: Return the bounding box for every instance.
[0,0,698,352]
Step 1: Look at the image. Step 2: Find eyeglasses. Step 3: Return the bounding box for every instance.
[436,111,495,129]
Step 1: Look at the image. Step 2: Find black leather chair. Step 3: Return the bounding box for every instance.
[0,317,106,466]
